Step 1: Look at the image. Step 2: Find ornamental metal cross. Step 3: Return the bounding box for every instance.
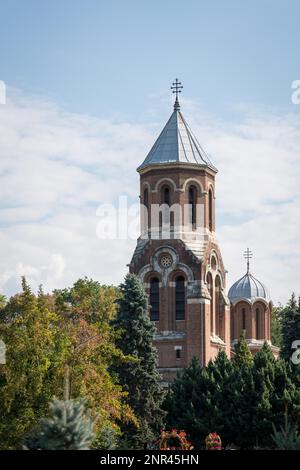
[243,248,253,273]
[171,78,183,101]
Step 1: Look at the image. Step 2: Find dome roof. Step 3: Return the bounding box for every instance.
[228,272,270,304]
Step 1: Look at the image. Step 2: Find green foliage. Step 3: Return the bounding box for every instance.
[112,274,165,449]
[281,294,300,361]
[164,342,300,448]
[54,278,119,324]
[0,294,6,309]
[0,278,67,449]
[271,305,284,348]
[271,411,300,450]
[24,398,95,450]
[0,277,134,449]
[232,332,253,368]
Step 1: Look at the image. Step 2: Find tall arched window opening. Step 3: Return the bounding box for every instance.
[143,188,149,234]
[188,185,197,229]
[160,185,171,238]
[209,188,213,232]
[175,276,185,320]
[215,276,221,337]
[162,186,170,206]
[230,311,235,339]
[256,308,260,339]
[144,188,149,208]
[242,308,246,332]
[149,277,159,321]
[207,273,214,334]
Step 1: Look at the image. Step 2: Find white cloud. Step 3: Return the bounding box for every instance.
[0,87,299,304]
[192,111,300,304]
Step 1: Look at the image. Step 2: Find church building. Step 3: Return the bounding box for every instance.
[129,80,278,382]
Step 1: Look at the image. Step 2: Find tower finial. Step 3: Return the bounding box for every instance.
[243,248,253,274]
[171,78,183,111]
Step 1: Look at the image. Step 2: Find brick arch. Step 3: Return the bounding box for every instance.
[210,252,218,271]
[153,177,178,193]
[207,183,216,198]
[143,270,162,284]
[173,262,194,282]
[138,264,155,283]
[182,178,204,195]
[141,180,151,192]
[233,300,252,340]
[253,300,268,341]
[168,268,188,283]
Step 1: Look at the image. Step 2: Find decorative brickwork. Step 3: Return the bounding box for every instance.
[129,104,231,382]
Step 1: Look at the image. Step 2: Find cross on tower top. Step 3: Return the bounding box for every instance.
[243,248,253,273]
[171,78,183,111]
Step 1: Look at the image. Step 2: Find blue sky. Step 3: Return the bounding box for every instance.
[1,0,300,120]
[0,1,300,303]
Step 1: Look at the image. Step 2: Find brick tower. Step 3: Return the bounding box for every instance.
[129,81,230,383]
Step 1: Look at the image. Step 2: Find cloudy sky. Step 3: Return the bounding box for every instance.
[0,0,300,304]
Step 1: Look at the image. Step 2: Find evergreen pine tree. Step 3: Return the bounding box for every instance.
[250,343,276,446]
[24,398,95,450]
[164,357,206,447]
[164,353,237,448]
[281,294,300,361]
[271,304,284,347]
[112,274,165,449]
[232,332,253,368]
[164,341,300,448]
[271,414,300,450]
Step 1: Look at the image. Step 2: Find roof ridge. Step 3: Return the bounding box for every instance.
[137,109,217,171]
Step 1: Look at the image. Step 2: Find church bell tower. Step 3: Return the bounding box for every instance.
[129,80,230,383]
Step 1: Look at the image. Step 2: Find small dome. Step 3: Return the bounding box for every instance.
[228,272,270,304]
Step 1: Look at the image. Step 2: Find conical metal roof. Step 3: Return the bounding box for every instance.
[137,109,216,172]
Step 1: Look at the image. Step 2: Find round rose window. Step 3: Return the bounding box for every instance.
[160,254,172,269]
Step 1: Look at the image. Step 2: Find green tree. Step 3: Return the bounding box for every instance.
[53,278,135,447]
[24,398,95,450]
[0,278,67,449]
[232,332,253,368]
[271,304,284,347]
[0,277,135,449]
[164,353,236,448]
[164,357,206,447]
[112,274,165,449]
[271,409,300,450]
[164,342,300,448]
[0,294,6,309]
[281,294,300,361]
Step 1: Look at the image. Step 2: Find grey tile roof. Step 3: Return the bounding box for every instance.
[138,109,217,171]
[228,272,270,304]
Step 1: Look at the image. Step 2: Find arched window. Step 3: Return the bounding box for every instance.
[207,272,214,334]
[162,186,170,206]
[230,310,235,339]
[242,308,246,332]
[215,276,221,337]
[143,188,150,233]
[188,185,197,228]
[160,186,171,238]
[256,308,260,339]
[143,188,149,209]
[175,276,185,320]
[149,277,159,321]
[209,188,213,232]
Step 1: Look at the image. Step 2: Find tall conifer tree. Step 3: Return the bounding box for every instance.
[112,274,165,448]
[281,294,300,361]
